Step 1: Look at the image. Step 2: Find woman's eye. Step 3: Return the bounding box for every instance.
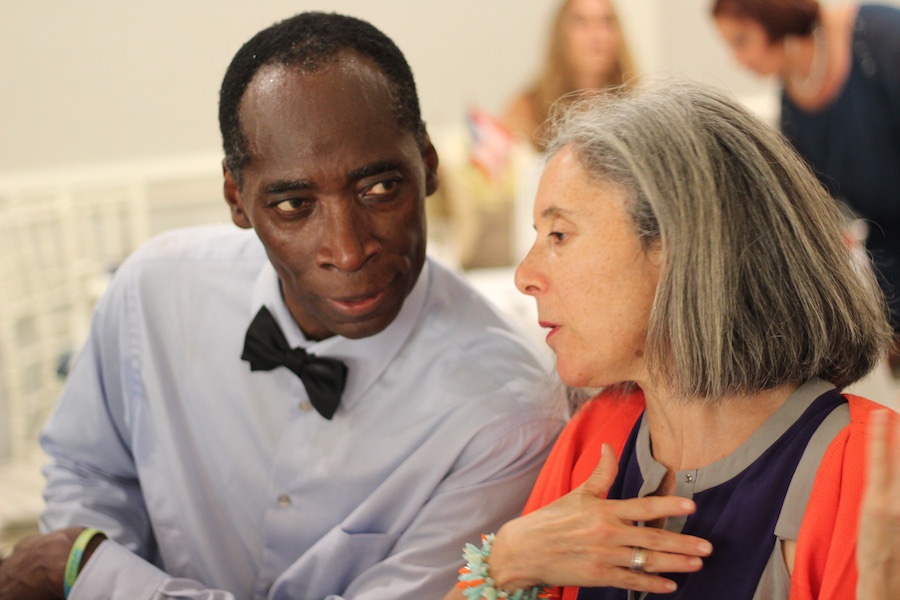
[550,231,566,242]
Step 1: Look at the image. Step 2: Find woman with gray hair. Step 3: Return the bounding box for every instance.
[445,80,898,599]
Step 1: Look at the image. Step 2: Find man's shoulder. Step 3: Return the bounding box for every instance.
[101,225,265,307]
[424,260,538,351]
[414,259,552,393]
[129,224,264,264]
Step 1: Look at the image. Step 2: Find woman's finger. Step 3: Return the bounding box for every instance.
[608,544,706,574]
[610,495,697,523]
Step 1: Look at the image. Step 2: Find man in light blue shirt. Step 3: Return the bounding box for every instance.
[0,12,559,600]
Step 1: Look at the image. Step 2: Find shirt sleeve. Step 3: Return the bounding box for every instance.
[71,542,236,600]
[323,413,561,600]
[39,265,158,560]
[66,412,558,600]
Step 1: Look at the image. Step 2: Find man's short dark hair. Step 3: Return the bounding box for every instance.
[218,12,426,182]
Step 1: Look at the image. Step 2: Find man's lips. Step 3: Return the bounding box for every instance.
[326,288,388,316]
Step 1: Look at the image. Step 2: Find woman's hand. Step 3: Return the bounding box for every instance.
[488,443,712,595]
[857,408,900,598]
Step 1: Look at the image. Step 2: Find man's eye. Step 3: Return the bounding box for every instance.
[549,231,567,243]
[363,178,401,199]
[273,198,311,214]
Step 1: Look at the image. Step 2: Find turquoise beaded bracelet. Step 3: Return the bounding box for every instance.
[456,533,556,600]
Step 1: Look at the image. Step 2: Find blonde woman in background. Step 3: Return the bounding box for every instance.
[503,0,636,151]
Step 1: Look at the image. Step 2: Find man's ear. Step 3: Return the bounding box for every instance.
[223,162,252,229]
[421,135,440,197]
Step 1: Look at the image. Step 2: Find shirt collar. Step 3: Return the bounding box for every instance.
[248,260,431,410]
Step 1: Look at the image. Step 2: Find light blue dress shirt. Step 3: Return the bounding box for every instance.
[39,225,560,600]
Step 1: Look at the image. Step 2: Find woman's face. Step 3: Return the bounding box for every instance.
[515,146,661,388]
[563,0,621,81]
[714,14,785,77]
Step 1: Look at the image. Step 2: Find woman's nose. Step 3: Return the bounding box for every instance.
[515,246,544,296]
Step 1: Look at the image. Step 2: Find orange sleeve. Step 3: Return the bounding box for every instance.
[790,395,885,600]
[520,390,646,600]
[523,390,646,514]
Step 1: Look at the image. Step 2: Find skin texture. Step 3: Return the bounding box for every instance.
[515,146,661,389]
[224,53,438,341]
[0,527,105,600]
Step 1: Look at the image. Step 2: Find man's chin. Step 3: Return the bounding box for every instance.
[329,316,396,340]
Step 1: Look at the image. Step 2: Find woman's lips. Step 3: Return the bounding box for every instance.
[539,320,560,341]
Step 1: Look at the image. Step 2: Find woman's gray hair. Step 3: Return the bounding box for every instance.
[546,79,892,402]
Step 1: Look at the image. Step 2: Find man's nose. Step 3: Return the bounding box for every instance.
[317,202,377,272]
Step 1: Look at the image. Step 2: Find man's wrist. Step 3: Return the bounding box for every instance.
[79,533,106,574]
[63,529,107,596]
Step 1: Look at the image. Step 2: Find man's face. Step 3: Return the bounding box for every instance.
[225,54,437,341]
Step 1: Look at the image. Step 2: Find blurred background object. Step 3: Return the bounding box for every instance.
[711,0,900,373]
[502,0,637,152]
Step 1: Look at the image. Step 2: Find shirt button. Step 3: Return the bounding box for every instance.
[277,494,292,507]
[684,473,694,483]
[299,401,313,412]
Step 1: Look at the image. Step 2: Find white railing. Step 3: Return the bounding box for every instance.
[0,154,230,464]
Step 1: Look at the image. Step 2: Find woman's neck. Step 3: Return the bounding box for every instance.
[641,383,798,477]
[571,70,614,92]
[784,25,825,97]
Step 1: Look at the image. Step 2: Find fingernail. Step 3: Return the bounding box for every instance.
[665,581,677,592]
[699,542,713,554]
[689,557,703,568]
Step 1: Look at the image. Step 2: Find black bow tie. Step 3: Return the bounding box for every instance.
[241,306,348,420]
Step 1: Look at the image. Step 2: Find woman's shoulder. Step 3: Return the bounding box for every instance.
[790,393,890,598]
[523,388,645,512]
[552,388,646,465]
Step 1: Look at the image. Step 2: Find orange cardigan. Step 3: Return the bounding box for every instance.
[522,390,880,600]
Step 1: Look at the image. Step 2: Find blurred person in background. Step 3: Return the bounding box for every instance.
[712,0,900,372]
[503,0,637,152]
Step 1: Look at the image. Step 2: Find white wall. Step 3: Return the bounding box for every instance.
[0,0,557,173]
[2,0,898,174]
